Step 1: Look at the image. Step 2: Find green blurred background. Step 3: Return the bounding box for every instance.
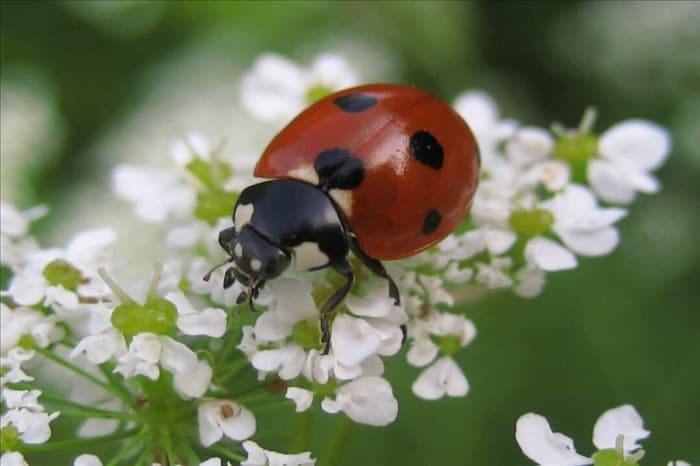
[1,1,698,465]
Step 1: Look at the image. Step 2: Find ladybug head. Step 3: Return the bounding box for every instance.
[215,226,291,299]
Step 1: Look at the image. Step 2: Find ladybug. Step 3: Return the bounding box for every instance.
[209,84,479,351]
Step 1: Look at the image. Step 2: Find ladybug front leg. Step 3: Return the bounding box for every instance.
[348,237,400,305]
[320,258,354,355]
[348,238,406,343]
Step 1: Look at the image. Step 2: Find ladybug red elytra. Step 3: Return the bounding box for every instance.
[210,84,479,351]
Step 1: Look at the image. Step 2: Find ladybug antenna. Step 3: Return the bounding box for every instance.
[202,258,233,282]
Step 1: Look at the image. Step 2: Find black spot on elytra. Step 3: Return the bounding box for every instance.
[314,148,365,190]
[333,93,378,113]
[422,209,441,235]
[410,130,444,170]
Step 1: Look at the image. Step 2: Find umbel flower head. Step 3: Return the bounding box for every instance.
[0,51,677,465]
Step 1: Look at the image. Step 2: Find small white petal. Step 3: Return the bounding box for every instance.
[588,160,638,204]
[0,452,28,466]
[70,329,127,364]
[532,160,571,192]
[515,413,592,466]
[667,461,692,466]
[592,405,650,453]
[599,119,671,172]
[331,315,381,367]
[557,227,619,256]
[525,237,578,271]
[7,274,47,306]
[407,338,439,367]
[177,308,228,337]
[506,127,553,166]
[173,360,212,399]
[484,229,517,255]
[160,336,199,374]
[73,454,103,466]
[515,266,546,298]
[345,293,396,318]
[251,345,305,381]
[2,389,42,411]
[322,376,398,426]
[286,387,314,412]
[65,228,116,268]
[241,440,316,466]
[199,459,223,466]
[412,356,469,400]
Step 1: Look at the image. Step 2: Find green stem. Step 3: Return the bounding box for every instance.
[19,427,139,453]
[175,435,201,466]
[235,388,277,405]
[105,430,146,466]
[293,410,313,452]
[218,356,251,382]
[161,426,179,466]
[249,399,294,413]
[320,416,354,466]
[97,362,135,402]
[211,445,246,462]
[133,446,153,466]
[36,347,134,406]
[53,410,133,421]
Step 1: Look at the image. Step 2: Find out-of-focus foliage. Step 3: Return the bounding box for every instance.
[1,1,697,465]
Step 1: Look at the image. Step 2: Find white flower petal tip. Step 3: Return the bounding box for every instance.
[515,413,592,466]
[0,452,29,466]
[591,119,671,204]
[592,405,650,453]
[242,440,316,466]
[599,120,671,172]
[286,387,314,412]
[412,356,469,400]
[321,376,398,426]
[667,461,692,466]
[73,454,103,466]
[525,237,577,271]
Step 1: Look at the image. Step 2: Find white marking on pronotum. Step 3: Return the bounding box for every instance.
[289,165,320,185]
[293,242,329,271]
[250,259,262,271]
[234,203,255,231]
[234,244,243,257]
[329,189,352,216]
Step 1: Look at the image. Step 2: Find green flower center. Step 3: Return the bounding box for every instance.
[553,133,598,164]
[292,320,322,350]
[111,298,177,336]
[42,259,82,290]
[438,334,462,356]
[508,208,554,236]
[592,449,639,466]
[0,425,20,453]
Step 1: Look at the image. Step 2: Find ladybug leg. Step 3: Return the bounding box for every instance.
[348,238,401,305]
[320,258,354,355]
[348,238,407,342]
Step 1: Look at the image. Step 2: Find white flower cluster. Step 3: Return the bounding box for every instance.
[0,51,674,465]
[516,404,691,466]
